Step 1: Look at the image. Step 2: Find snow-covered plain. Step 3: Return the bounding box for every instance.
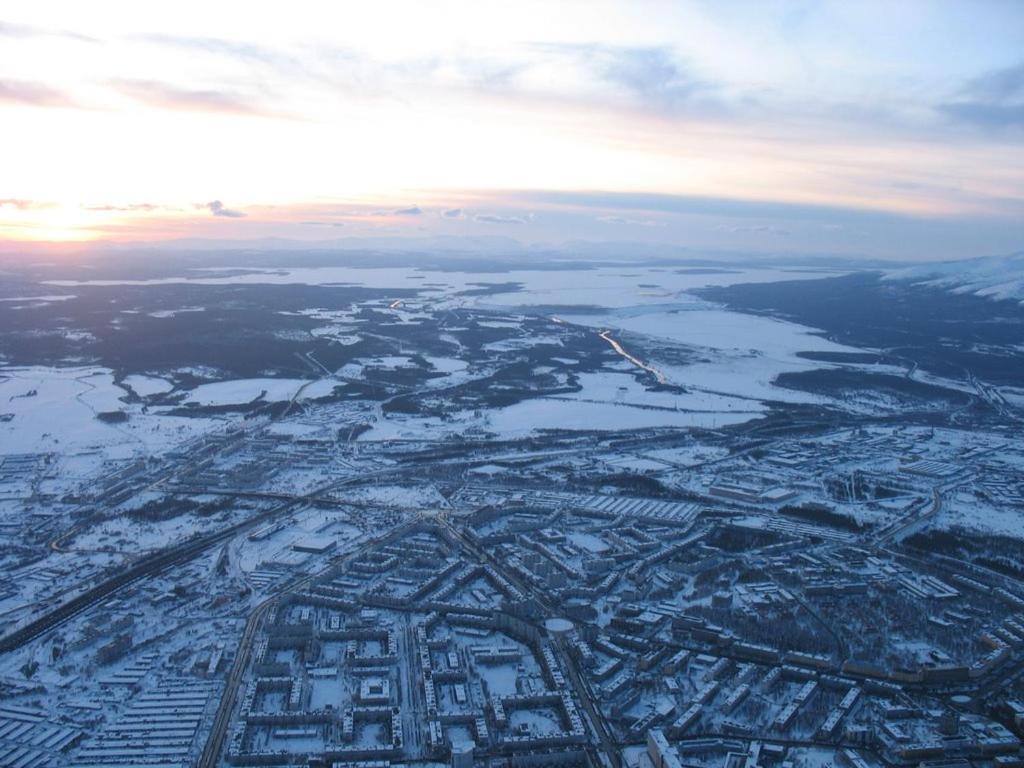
[22,261,929,444]
[483,394,755,434]
[99,264,915,438]
[182,378,309,406]
[0,366,222,458]
[122,374,174,397]
[570,307,866,404]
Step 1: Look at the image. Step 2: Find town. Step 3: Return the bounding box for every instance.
[1,404,1023,768]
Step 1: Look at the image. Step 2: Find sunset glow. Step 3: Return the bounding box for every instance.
[1,0,1022,257]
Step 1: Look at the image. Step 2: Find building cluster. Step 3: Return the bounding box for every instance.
[224,524,596,767]
[4,406,1024,768]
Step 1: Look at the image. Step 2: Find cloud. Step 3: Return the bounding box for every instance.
[957,61,1024,104]
[0,79,72,108]
[0,20,97,43]
[506,189,921,224]
[598,46,708,108]
[536,43,717,115]
[596,215,660,227]
[0,21,38,37]
[301,220,345,228]
[83,203,162,212]
[140,34,291,67]
[206,200,246,218]
[446,55,529,90]
[138,33,325,86]
[719,224,792,236]
[474,213,526,225]
[938,61,1024,129]
[112,79,277,117]
[940,102,1024,129]
[442,208,464,218]
[0,198,55,210]
[367,205,423,216]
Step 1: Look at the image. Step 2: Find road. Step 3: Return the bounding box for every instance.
[599,329,667,385]
[13,425,729,656]
[197,596,273,768]
[0,498,296,654]
[438,517,624,768]
[0,474,372,655]
[197,519,420,768]
[876,487,942,544]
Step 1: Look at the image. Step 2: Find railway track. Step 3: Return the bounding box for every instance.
[0,498,298,655]
[0,472,392,655]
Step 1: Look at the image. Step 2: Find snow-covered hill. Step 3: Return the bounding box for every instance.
[887,251,1024,304]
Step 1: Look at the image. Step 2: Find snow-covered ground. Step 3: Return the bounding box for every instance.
[46,264,844,312]
[940,489,1024,539]
[571,307,868,404]
[0,366,222,459]
[24,260,1001,446]
[41,262,868,418]
[483,394,756,434]
[122,374,174,397]
[182,378,309,406]
[887,251,1024,304]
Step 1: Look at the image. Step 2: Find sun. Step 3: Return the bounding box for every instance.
[0,205,107,243]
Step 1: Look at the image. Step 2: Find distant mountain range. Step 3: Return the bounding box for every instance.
[3,235,1022,300]
[887,251,1024,304]
[0,235,897,268]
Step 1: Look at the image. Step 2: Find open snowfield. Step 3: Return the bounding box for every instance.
[357,364,765,440]
[478,267,839,309]
[482,394,756,434]
[887,251,1024,305]
[182,378,309,406]
[177,377,342,407]
[559,369,764,414]
[26,261,937,444]
[122,374,174,397]
[45,264,867,411]
[576,307,849,355]
[342,484,448,510]
[0,366,223,458]
[939,488,1024,539]
[570,306,870,403]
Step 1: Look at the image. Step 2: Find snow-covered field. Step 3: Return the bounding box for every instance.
[122,374,174,397]
[24,260,976,445]
[483,394,756,434]
[939,490,1024,539]
[476,266,839,309]
[570,307,867,404]
[0,366,222,458]
[41,262,865,419]
[182,378,309,406]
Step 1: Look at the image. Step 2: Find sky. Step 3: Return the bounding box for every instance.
[0,0,1022,260]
